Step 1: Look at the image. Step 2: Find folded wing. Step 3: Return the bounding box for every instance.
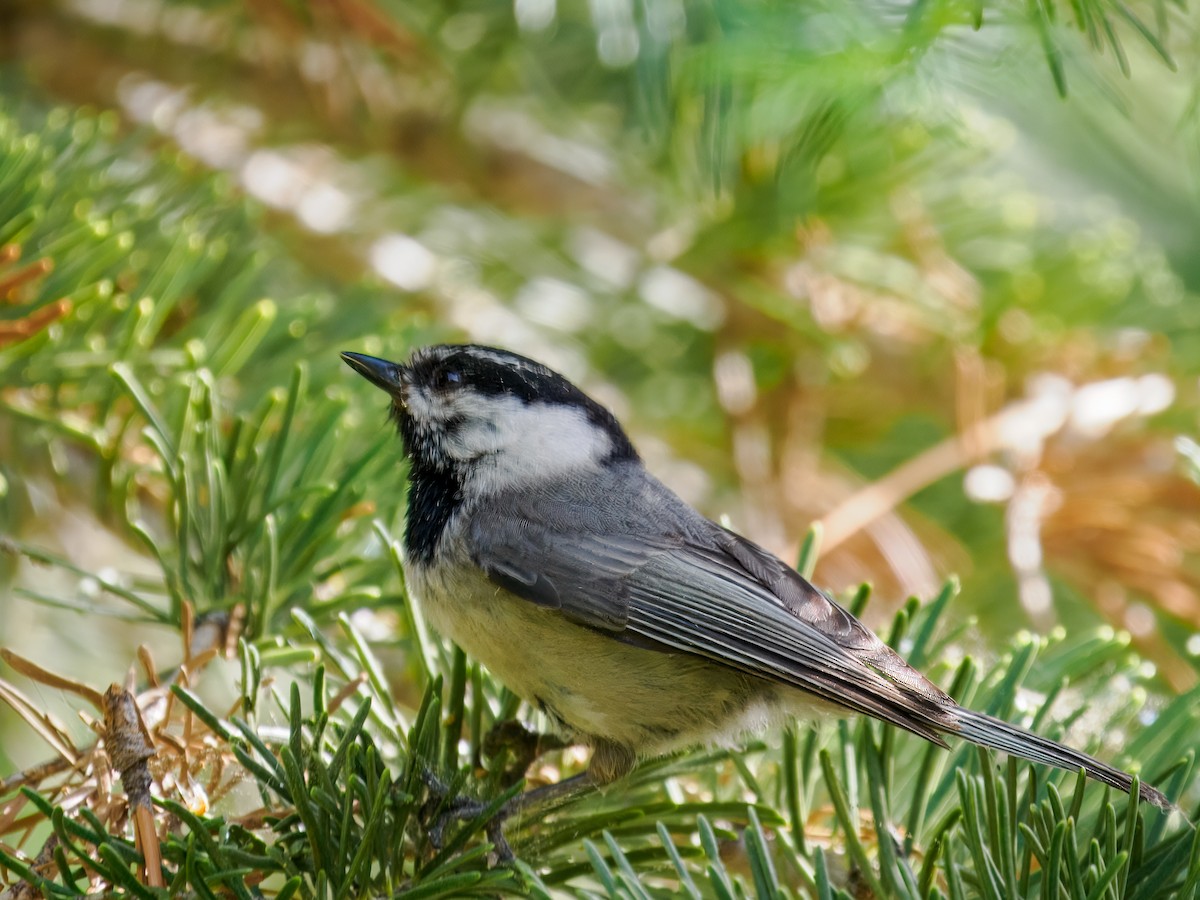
[468,488,1170,809]
[469,508,956,744]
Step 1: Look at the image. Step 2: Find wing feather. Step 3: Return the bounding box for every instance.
[468,507,955,743]
[465,478,1171,808]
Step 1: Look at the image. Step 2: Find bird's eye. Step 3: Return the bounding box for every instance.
[434,367,462,388]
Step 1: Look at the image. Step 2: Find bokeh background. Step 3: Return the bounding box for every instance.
[1,0,1200,891]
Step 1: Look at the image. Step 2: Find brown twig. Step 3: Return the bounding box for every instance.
[0,298,73,347]
[0,258,53,299]
[102,684,162,886]
[817,414,999,554]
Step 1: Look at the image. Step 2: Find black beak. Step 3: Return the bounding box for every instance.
[341,351,406,394]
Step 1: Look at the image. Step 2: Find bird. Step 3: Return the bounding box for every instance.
[340,343,1170,846]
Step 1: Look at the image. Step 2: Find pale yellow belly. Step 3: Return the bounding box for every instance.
[408,559,786,756]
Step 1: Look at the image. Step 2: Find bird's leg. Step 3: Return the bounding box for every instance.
[483,720,568,787]
[420,719,564,853]
[487,740,635,855]
[421,739,636,863]
[420,770,499,851]
[421,771,594,862]
[486,741,635,855]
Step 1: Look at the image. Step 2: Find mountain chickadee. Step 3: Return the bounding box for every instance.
[342,343,1169,834]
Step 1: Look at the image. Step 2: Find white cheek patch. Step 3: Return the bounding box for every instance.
[403,388,442,425]
[448,393,614,489]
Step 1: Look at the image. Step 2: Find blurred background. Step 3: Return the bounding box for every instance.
[1,0,1199,754]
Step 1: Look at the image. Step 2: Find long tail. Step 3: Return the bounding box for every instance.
[948,708,1172,810]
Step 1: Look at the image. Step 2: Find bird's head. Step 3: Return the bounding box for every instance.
[342,344,638,493]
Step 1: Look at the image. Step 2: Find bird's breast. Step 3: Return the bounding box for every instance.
[403,551,784,755]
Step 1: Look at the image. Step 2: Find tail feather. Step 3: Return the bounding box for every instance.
[949,708,1172,810]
